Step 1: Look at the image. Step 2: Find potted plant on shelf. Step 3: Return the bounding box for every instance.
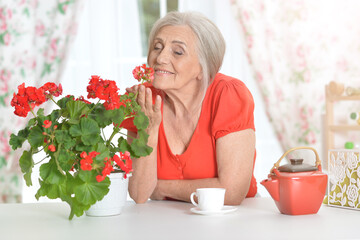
[9,65,154,220]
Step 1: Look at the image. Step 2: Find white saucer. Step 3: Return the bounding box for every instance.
[190,206,238,215]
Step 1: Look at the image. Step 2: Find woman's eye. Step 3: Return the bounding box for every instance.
[174,51,183,55]
[154,43,162,50]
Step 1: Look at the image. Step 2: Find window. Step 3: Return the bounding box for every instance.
[138,0,178,55]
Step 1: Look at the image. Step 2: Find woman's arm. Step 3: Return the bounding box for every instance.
[128,85,162,203]
[150,129,255,205]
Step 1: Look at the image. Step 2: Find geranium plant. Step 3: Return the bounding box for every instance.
[9,64,154,220]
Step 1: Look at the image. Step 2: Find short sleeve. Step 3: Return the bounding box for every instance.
[211,79,255,140]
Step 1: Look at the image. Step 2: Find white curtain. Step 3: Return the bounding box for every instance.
[231,0,360,164]
[0,0,84,203]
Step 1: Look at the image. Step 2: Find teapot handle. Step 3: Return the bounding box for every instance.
[270,146,322,174]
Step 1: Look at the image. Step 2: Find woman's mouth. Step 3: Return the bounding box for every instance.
[155,69,174,75]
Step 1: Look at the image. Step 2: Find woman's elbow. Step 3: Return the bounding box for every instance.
[225,194,246,206]
[223,186,248,205]
[129,191,149,204]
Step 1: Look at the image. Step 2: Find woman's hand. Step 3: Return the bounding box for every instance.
[127,85,162,134]
[127,85,162,204]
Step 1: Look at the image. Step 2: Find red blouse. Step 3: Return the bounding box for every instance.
[122,73,257,197]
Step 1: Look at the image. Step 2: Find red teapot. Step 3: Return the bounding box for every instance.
[261,147,327,215]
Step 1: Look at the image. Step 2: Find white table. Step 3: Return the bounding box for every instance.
[1,197,359,240]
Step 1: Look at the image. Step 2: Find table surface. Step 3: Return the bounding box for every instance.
[0,197,359,240]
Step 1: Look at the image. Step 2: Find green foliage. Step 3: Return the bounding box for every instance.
[9,128,29,150]
[19,150,33,186]
[69,118,100,145]
[28,126,45,148]
[131,129,153,158]
[9,90,153,220]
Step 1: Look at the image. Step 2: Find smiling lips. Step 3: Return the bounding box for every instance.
[155,69,174,75]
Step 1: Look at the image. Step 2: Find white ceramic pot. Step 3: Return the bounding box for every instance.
[86,172,129,217]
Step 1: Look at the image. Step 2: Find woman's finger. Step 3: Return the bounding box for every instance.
[154,95,162,112]
[145,88,153,110]
[137,85,145,107]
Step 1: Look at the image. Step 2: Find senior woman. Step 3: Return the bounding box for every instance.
[123,11,256,205]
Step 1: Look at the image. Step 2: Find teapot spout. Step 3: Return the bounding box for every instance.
[261,178,280,202]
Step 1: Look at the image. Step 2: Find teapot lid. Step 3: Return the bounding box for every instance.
[278,159,318,173]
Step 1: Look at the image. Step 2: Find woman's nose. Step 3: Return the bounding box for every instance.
[156,49,170,64]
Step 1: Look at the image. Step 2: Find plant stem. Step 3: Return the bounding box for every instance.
[101,128,107,141]
[88,99,101,114]
[32,146,45,154]
[117,130,136,140]
[106,127,120,147]
[28,104,37,119]
[34,155,49,165]
[49,96,61,108]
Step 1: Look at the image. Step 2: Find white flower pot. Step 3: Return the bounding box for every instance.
[86,172,129,217]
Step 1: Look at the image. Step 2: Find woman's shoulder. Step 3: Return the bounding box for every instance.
[210,73,253,99]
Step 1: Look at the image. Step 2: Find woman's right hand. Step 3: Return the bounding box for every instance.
[126,85,161,204]
[126,85,162,134]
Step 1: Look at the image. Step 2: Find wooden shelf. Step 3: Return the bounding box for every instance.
[324,82,360,170]
[329,125,360,131]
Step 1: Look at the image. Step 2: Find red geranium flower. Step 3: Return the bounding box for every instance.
[42,120,52,129]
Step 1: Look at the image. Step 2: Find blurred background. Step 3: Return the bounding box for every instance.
[1,0,360,203]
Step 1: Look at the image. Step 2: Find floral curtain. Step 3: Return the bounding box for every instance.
[231,0,360,154]
[0,0,83,203]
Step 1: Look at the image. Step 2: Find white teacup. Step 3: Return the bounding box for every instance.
[190,188,226,211]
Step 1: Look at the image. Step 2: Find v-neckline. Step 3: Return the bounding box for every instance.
[160,87,210,158]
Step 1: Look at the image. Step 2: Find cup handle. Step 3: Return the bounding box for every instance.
[190,192,197,207]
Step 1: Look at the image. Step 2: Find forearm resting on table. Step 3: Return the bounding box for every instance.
[153,176,252,205]
[155,130,255,205]
[128,130,158,203]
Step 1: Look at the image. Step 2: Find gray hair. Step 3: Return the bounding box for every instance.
[147,11,226,89]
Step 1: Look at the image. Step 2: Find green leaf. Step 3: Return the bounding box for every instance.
[55,130,76,149]
[36,179,67,200]
[57,148,75,172]
[50,109,61,123]
[89,104,113,128]
[118,137,134,156]
[130,129,153,158]
[28,126,44,148]
[37,108,45,117]
[26,118,37,128]
[69,123,82,137]
[69,118,100,146]
[133,111,149,130]
[75,144,92,153]
[66,100,89,121]
[66,197,91,220]
[19,151,34,186]
[39,159,66,184]
[74,171,110,206]
[110,108,125,125]
[9,128,29,150]
[93,143,110,164]
[57,96,72,109]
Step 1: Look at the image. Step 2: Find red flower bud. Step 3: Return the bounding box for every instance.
[48,144,56,152]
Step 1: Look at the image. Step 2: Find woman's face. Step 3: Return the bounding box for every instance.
[148,25,202,91]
